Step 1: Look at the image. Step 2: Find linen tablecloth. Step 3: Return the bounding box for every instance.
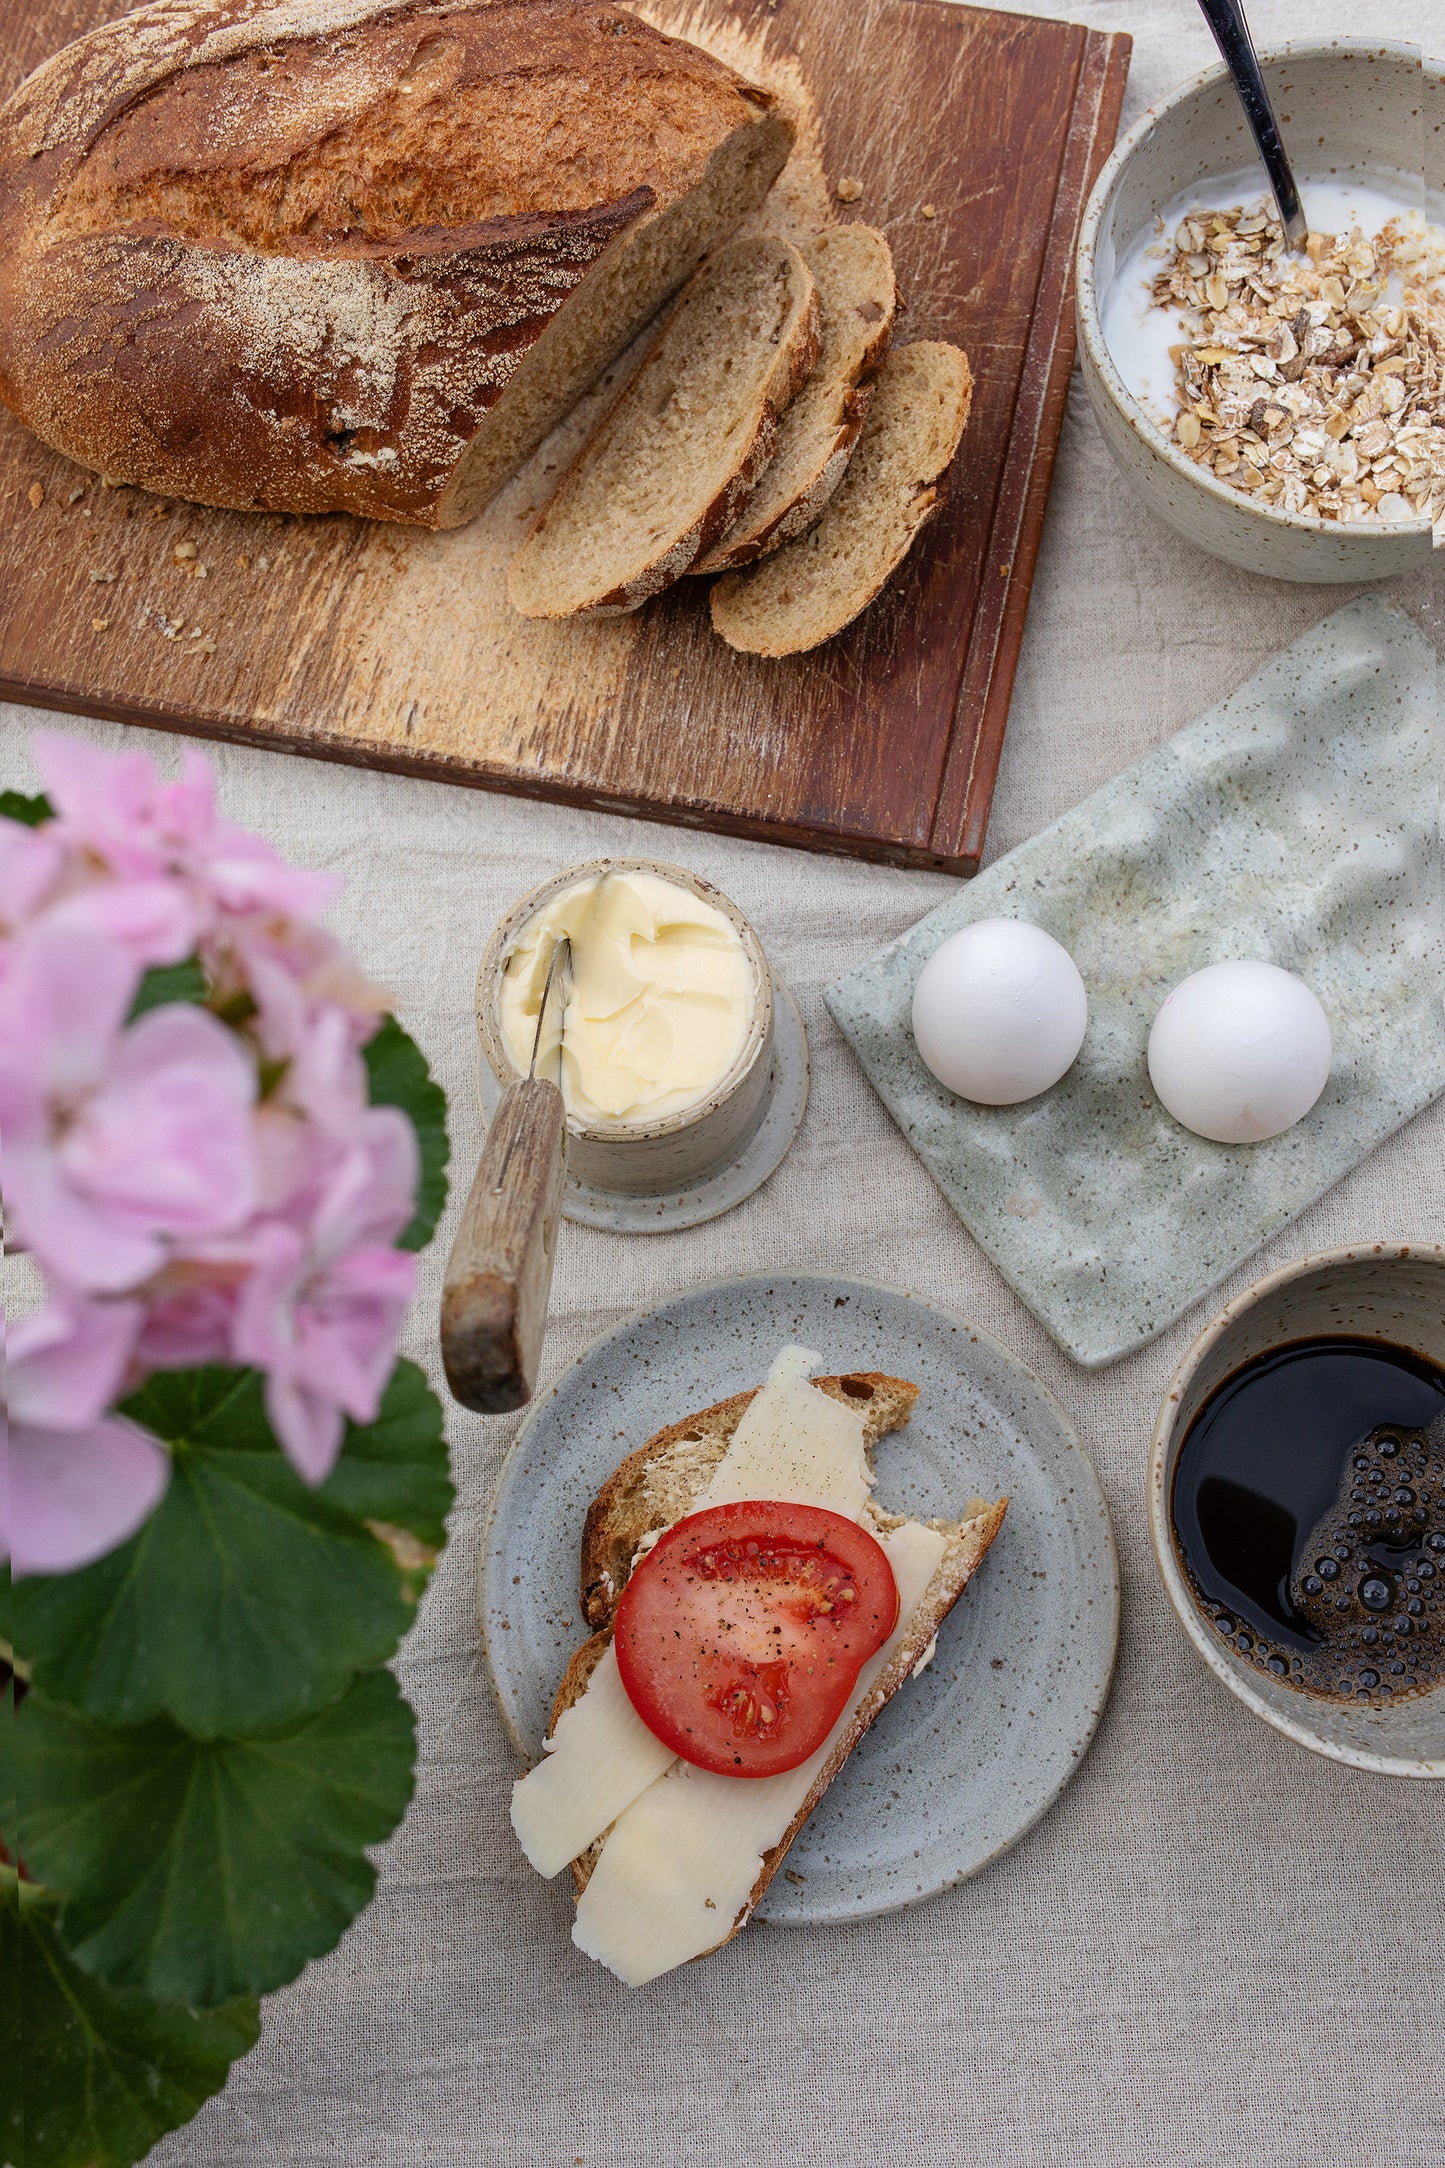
[4,3,1442,2159]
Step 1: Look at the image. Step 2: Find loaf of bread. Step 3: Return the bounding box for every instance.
[0,0,793,528]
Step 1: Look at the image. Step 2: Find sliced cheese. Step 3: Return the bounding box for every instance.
[511,1344,876,1873]
[510,1644,675,1878]
[571,1519,948,1986]
[699,1344,873,1517]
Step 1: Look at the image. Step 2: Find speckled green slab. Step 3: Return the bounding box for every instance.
[826,598,1443,1369]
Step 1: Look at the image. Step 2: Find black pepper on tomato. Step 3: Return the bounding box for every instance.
[613,1500,901,1777]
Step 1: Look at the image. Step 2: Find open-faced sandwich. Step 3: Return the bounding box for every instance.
[510,1345,1008,1985]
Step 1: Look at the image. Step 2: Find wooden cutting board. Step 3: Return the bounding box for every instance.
[0,0,1129,872]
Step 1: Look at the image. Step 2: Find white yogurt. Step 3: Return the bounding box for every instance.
[1102,167,1442,431]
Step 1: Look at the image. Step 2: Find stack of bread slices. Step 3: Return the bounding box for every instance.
[507,224,973,656]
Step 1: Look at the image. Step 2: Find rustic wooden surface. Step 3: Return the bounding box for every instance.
[0,0,1129,872]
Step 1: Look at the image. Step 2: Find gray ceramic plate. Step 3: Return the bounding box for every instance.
[826,598,1444,1367]
[480,1273,1119,1924]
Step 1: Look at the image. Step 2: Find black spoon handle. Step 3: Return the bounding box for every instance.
[1196,0,1308,251]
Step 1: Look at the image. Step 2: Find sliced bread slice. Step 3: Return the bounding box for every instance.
[690,224,897,573]
[506,235,820,617]
[547,1370,1009,1947]
[709,340,973,656]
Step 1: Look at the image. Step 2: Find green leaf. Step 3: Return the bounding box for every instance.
[364,1015,449,1251]
[15,1366,442,1735]
[1,1674,16,1864]
[0,790,53,827]
[126,955,208,1021]
[16,1670,415,2005]
[318,1358,453,1553]
[4,1869,257,2168]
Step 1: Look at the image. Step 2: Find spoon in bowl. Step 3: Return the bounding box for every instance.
[1196,0,1308,251]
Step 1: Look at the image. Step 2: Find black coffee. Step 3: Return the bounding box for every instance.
[1171,1336,1445,1706]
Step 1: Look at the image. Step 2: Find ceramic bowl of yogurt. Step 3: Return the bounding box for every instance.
[1076,41,1442,581]
[477,858,775,1196]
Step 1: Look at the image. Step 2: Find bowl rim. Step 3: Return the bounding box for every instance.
[1148,1239,1445,1779]
[1076,37,1439,543]
[474,854,774,1143]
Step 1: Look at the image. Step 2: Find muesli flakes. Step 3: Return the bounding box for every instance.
[1151,206,1445,543]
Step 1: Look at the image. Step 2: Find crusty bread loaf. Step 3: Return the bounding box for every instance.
[691,224,896,574]
[0,0,793,528]
[506,235,820,616]
[710,340,974,655]
[547,1370,1009,1947]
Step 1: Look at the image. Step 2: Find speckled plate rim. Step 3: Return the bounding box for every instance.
[1149,1240,1445,1779]
[478,1272,1121,1923]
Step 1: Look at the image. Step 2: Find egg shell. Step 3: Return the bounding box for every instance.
[1147,960,1333,1144]
[911,919,1089,1106]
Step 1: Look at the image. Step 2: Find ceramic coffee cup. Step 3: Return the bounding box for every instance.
[1150,1243,1445,1777]
[476,857,775,1197]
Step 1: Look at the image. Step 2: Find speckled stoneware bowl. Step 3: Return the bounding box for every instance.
[1077,41,1442,582]
[477,857,774,1198]
[1150,1244,1445,1778]
[826,598,1444,1369]
[480,1273,1119,1923]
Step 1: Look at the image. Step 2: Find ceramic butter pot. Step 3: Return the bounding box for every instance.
[477,857,775,1197]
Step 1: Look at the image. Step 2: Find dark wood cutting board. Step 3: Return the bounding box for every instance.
[0,0,1129,872]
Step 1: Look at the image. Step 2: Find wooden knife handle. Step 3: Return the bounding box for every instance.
[439,1077,567,1414]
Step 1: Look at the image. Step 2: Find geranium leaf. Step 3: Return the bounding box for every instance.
[4,1869,258,2168]
[364,1015,449,1251]
[126,955,208,1020]
[317,1358,453,1552]
[16,1670,415,2005]
[0,790,53,827]
[14,1366,444,1735]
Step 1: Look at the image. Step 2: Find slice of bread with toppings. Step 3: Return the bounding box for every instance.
[506,234,820,616]
[551,1371,1007,1938]
[691,225,897,573]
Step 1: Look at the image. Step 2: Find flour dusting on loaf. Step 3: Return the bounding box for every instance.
[0,0,794,525]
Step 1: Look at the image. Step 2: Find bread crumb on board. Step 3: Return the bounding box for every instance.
[28,482,44,509]
[921,203,937,220]
[90,617,109,632]
[836,176,863,202]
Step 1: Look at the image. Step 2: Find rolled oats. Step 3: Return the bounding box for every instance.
[1151,206,1445,543]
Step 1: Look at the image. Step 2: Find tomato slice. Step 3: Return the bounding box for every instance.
[613,1500,901,1778]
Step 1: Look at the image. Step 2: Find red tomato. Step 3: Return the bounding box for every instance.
[613,1500,901,1778]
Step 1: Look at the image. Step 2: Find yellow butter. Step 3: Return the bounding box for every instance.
[499,870,754,1126]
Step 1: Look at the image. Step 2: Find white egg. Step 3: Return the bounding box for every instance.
[911,918,1089,1106]
[1147,961,1332,1144]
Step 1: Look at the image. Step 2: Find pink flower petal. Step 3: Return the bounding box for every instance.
[0,819,65,939]
[8,1297,142,1430]
[4,1415,170,1577]
[47,878,200,967]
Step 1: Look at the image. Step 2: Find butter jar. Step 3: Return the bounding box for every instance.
[477,859,803,1222]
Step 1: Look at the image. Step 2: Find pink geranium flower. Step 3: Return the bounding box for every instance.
[33,734,338,926]
[3,1297,169,1577]
[0,922,259,1293]
[233,1105,419,1482]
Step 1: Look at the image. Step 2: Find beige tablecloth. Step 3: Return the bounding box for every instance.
[4,4,1443,2159]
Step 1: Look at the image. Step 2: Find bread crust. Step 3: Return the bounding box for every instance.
[691,225,896,573]
[545,1372,1008,1956]
[709,339,973,656]
[505,235,821,616]
[0,0,792,526]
